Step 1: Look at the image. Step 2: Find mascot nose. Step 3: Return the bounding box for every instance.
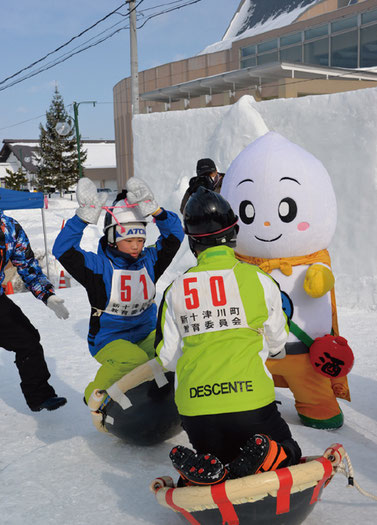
[264,221,271,227]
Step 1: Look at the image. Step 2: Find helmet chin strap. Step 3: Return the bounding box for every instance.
[104,197,149,244]
[103,198,139,234]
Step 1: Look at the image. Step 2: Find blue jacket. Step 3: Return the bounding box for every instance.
[53,210,184,356]
[0,211,54,302]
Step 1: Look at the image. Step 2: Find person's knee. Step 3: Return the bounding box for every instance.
[102,340,150,370]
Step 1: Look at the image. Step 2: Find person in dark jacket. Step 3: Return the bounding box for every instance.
[179,158,225,214]
[53,177,184,403]
[0,210,68,412]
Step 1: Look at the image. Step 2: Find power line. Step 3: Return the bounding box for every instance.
[116,0,197,17]
[0,2,145,93]
[0,2,130,87]
[0,114,46,132]
[0,22,132,92]
[0,0,203,93]
[0,102,114,132]
[137,0,202,29]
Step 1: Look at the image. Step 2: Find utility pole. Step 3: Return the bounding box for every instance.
[72,101,96,178]
[127,0,139,115]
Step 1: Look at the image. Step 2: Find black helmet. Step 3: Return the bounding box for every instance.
[184,187,238,253]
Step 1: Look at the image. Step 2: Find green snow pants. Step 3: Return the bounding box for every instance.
[84,330,156,403]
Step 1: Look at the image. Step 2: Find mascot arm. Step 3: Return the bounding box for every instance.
[303,263,335,298]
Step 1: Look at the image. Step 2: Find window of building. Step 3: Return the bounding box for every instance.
[304,25,328,40]
[257,51,279,65]
[241,56,257,68]
[360,24,377,67]
[331,30,358,67]
[257,39,278,53]
[304,38,329,66]
[361,9,377,25]
[239,8,377,72]
[280,45,302,63]
[280,33,302,47]
[331,15,358,33]
[241,45,256,58]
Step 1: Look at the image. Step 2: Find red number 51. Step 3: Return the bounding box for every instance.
[120,274,148,302]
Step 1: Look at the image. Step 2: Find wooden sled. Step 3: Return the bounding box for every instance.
[88,359,181,446]
[150,443,346,525]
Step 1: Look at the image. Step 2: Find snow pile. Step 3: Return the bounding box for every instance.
[133,90,377,310]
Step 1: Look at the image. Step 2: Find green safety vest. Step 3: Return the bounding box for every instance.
[155,246,289,416]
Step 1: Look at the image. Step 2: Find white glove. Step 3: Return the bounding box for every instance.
[126,177,159,217]
[47,295,69,320]
[76,177,107,224]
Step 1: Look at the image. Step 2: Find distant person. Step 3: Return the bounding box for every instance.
[53,177,184,403]
[179,158,225,213]
[0,210,69,412]
[155,188,301,486]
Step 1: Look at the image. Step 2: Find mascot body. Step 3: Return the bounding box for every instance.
[221,132,350,429]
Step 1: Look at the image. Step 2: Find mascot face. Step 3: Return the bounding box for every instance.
[221,132,337,258]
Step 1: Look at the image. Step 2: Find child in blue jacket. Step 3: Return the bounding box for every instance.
[53,177,184,402]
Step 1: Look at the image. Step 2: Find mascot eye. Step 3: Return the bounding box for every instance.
[278,198,297,223]
[239,200,255,224]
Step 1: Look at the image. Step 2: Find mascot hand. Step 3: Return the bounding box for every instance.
[304,264,334,298]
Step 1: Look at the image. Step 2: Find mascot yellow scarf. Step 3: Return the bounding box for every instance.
[235,249,350,401]
[235,248,338,334]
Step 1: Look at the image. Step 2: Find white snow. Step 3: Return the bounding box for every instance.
[1,87,377,524]
[133,91,377,310]
[83,142,116,170]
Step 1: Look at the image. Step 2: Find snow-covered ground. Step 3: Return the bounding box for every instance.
[1,85,377,523]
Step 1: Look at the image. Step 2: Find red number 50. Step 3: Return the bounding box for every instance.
[183,275,226,309]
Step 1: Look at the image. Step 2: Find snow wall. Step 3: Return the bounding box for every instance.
[132,89,377,310]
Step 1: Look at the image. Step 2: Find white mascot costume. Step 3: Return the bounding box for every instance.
[221,131,351,429]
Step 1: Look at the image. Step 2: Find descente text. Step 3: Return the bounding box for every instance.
[190,381,253,398]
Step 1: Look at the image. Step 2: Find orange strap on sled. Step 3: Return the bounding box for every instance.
[165,488,201,525]
[275,468,294,514]
[310,457,333,504]
[211,482,239,525]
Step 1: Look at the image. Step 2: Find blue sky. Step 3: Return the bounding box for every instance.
[0,0,238,144]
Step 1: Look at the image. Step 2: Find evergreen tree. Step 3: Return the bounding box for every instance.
[5,167,28,191]
[36,87,87,194]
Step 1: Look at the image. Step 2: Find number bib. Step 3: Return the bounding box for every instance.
[105,268,155,317]
[172,269,249,337]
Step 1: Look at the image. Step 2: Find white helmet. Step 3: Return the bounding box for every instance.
[103,194,147,245]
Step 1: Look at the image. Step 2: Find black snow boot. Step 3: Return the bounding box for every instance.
[169,445,227,486]
[30,396,67,412]
[227,434,288,479]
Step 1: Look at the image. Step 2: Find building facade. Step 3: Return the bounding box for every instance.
[113,0,377,187]
[0,139,117,191]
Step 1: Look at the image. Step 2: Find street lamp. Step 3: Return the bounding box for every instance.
[72,101,96,178]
